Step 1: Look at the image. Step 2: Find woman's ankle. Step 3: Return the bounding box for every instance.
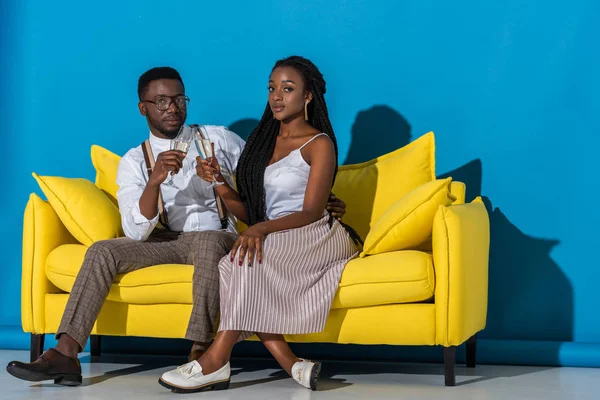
[198,352,229,374]
[282,357,303,375]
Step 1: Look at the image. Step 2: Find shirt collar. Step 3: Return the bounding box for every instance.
[148,131,171,150]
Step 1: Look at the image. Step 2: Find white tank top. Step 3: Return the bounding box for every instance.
[264,133,328,220]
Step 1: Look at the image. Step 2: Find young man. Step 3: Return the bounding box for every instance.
[6,66,347,386]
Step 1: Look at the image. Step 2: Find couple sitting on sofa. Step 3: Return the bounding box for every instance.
[6,56,362,393]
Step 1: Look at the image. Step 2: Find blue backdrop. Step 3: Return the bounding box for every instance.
[1,0,599,366]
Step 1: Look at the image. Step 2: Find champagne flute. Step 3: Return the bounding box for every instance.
[193,125,224,189]
[166,125,193,186]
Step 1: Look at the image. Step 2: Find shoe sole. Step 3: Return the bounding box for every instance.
[158,377,230,393]
[6,365,82,386]
[310,362,322,391]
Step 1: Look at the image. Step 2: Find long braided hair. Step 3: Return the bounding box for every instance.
[236,56,362,245]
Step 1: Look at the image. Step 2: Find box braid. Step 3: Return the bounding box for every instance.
[236,56,363,245]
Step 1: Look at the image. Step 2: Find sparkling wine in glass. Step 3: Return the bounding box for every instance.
[171,139,191,153]
[166,125,193,186]
[194,125,224,189]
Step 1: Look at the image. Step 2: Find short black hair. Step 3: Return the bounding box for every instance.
[137,67,184,100]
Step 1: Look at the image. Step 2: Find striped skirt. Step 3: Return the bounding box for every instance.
[217,213,358,335]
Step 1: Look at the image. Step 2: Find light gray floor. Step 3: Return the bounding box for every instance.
[1,350,599,399]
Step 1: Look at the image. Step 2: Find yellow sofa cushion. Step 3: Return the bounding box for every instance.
[361,178,456,256]
[332,250,434,309]
[46,244,194,304]
[46,244,434,308]
[333,132,436,240]
[91,145,121,204]
[33,173,123,246]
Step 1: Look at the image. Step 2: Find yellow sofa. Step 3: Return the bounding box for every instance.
[21,132,490,386]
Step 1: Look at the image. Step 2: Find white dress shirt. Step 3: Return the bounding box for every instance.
[116,125,246,241]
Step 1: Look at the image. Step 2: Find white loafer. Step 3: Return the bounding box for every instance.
[158,360,230,393]
[291,359,321,390]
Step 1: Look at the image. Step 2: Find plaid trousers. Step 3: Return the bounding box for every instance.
[56,229,237,350]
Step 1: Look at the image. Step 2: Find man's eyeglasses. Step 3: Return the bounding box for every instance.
[143,95,190,111]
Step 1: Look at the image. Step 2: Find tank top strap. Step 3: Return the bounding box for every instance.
[299,133,328,150]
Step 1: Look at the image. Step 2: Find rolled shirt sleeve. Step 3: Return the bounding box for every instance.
[116,152,159,241]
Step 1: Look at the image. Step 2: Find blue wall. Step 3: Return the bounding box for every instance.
[2,0,599,366]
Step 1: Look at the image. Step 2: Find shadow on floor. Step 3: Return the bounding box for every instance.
[317,360,554,388]
[28,354,554,390]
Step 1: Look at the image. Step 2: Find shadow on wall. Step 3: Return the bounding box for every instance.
[344,105,412,165]
[347,106,572,357]
[483,198,569,343]
[439,161,572,353]
[225,106,572,365]
[228,118,259,141]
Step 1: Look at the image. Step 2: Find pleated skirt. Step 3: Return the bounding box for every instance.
[218,213,358,335]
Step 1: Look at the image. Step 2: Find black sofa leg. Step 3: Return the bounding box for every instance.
[444,346,456,386]
[30,334,45,362]
[466,335,477,368]
[91,335,102,357]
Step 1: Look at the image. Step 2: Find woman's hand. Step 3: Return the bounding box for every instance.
[230,223,267,267]
[195,143,224,183]
[326,193,346,221]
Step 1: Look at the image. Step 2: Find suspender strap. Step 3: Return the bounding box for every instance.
[193,124,229,231]
[215,192,228,230]
[140,140,170,230]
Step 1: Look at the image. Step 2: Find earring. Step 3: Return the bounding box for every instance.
[304,101,309,120]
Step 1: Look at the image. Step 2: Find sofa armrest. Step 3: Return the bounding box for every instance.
[432,197,490,346]
[22,193,78,333]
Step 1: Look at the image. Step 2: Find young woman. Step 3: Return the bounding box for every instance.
[159,56,361,393]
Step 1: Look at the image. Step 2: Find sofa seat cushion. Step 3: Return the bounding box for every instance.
[46,245,435,308]
[331,250,435,309]
[46,244,194,304]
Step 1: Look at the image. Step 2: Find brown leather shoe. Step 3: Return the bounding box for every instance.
[6,348,82,386]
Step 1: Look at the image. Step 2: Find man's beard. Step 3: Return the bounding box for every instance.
[147,114,183,139]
